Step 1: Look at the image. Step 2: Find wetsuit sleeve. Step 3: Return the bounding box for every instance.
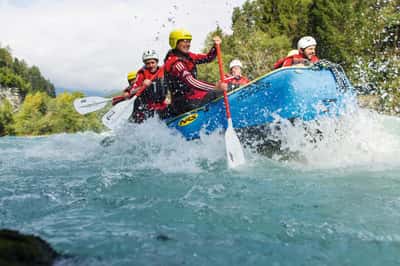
[190,46,217,65]
[171,61,215,92]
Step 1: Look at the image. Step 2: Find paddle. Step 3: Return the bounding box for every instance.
[73,96,112,115]
[215,42,246,168]
[101,85,148,130]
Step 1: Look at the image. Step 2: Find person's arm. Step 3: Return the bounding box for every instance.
[273,57,286,69]
[241,76,250,84]
[171,61,216,91]
[281,57,294,67]
[310,55,319,63]
[190,47,217,65]
[191,36,222,65]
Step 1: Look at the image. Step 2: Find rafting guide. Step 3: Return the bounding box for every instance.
[273,36,320,69]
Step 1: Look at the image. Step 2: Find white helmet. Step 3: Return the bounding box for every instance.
[142,49,159,62]
[297,36,317,49]
[229,59,243,69]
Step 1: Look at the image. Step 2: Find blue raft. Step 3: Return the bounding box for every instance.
[165,61,356,141]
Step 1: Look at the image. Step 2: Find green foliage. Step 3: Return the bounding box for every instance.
[0,67,30,92]
[46,92,103,134]
[0,99,14,136]
[12,92,103,136]
[0,46,13,68]
[0,46,55,96]
[13,92,51,135]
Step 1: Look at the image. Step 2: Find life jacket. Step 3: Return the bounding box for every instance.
[164,49,206,101]
[274,54,319,69]
[136,66,168,109]
[224,74,250,91]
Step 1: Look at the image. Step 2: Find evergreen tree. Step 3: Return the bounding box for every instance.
[0,45,55,97]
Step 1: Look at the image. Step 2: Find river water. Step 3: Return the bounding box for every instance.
[1,108,400,266]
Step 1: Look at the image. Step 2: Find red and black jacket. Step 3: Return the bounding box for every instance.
[164,47,217,101]
[132,66,167,110]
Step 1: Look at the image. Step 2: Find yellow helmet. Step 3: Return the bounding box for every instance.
[127,71,137,81]
[169,28,192,49]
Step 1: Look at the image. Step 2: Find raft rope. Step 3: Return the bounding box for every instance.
[312,60,351,92]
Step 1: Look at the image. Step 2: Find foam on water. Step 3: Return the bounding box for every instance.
[267,107,400,170]
[1,110,400,265]
[2,107,399,175]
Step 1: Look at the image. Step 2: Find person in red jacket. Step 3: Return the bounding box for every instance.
[112,50,169,122]
[273,36,319,69]
[164,28,226,115]
[224,59,250,91]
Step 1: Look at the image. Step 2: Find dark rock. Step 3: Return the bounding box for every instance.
[0,229,60,266]
[156,233,173,242]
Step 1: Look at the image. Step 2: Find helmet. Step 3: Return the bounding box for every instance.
[127,71,137,81]
[142,49,159,62]
[297,36,317,49]
[229,59,243,69]
[287,49,299,57]
[169,28,192,49]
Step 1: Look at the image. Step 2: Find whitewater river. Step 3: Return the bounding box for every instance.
[1,108,400,266]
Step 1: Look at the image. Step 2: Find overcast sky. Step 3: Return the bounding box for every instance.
[0,0,246,94]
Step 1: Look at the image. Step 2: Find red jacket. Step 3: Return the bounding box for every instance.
[164,47,217,100]
[132,66,167,110]
[130,66,164,91]
[224,74,250,86]
[274,54,319,69]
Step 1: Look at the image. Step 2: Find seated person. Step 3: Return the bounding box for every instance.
[273,36,319,69]
[224,59,250,90]
[164,28,226,116]
[111,71,137,105]
[113,50,169,123]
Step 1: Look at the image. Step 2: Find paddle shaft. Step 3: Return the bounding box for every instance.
[81,98,111,108]
[215,43,231,119]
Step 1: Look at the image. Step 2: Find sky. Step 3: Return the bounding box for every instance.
[0,0,246,94]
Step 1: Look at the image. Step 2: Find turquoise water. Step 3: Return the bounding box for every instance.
[1,109,400,265]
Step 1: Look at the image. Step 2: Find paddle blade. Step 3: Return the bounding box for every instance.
[102,96,136,130]
[225,119,245,168]
[73,97,110,115]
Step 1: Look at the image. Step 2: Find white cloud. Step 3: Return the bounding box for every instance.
[0,0,245,94]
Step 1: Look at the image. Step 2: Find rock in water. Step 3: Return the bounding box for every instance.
[0,229,60,266]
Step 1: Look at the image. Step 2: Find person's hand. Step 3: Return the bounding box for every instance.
[213,36,222,45]
[143,79,152,87]
[112,95,126,106]
[216,80,228,91]
[129,88,138,97]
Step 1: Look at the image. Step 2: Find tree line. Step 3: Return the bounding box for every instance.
[0,46,55,96]
[198,0,399,114]
[0,46,103,136]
